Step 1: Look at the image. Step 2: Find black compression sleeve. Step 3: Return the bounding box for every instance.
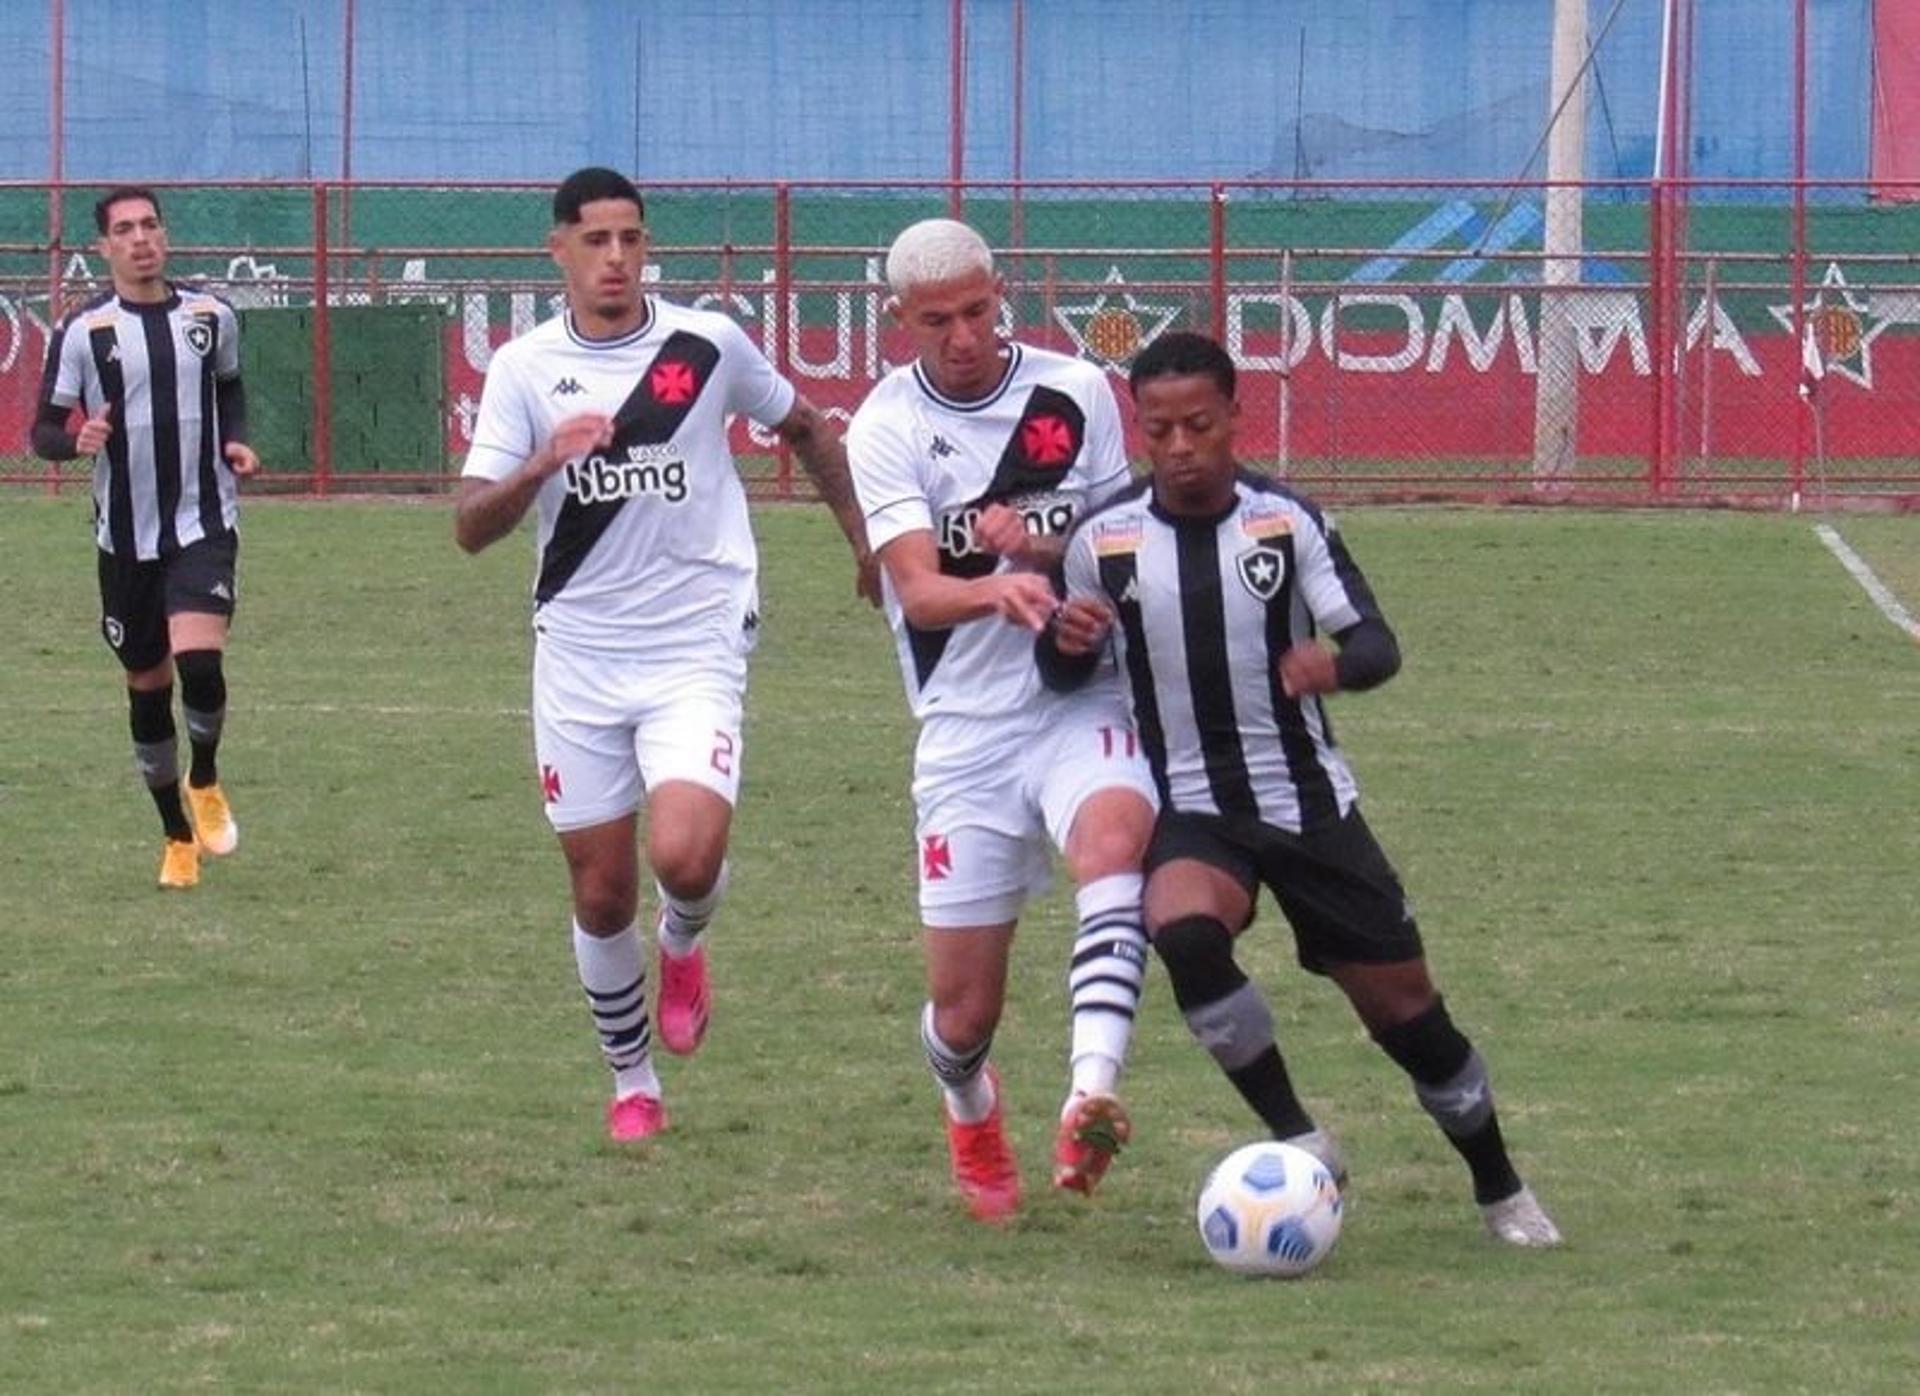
[30,401,78,461]
[1035,617,1102,693]
[215,376,249,449]
[1331,616,1402,692]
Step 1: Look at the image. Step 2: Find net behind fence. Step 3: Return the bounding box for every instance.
[3,179,1916,505]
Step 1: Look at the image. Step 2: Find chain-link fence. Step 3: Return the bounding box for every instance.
[3,178,1916,505]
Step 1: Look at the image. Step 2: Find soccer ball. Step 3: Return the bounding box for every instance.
[1195,1140,1344,1277]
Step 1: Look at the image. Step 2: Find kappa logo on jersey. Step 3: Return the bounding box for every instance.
[183,318,214,357]
[1236,545,1287,601]
[1020,413,1076,467]
[921,833,953,881]
[564,442,689,505]
[937,492,1078,562]
[551,377,585,396]
[540,764,563,803]
[929,434,957,459]
[650,360,699,404]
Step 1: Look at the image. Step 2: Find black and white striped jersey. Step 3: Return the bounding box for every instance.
[1060,471,1388,833]
[42,286,243,560]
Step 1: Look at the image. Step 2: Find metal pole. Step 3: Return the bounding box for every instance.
[1011,0,1024,253]
[313,184,333,496]
[773,183,794,500]
[947,0,965,219]
[46,0,67,496]
[340,0,356,250]
[1209,184,1228,345]
[1278,249,1293,476]
[1533,0,1586,487]
[1790,0,1809,505]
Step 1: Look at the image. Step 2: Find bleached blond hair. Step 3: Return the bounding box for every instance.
[884,218,994,297]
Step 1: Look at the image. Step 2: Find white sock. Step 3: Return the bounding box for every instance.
[921,1002,997,1124]
[573,921,660,1100]
[657,861,729,959]
[1067,873,1147,1099]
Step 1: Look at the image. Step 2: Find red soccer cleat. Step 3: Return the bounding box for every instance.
[1052,1091,1132,1195]
[606,1092,668,1143]
[656,939,711,1056]
[945,1069,1021,1222]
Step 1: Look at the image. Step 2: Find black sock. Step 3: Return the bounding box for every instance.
[1226,1045,1316,1140]
[176,649,226,789]
[1374,996,1522,1204]
[1157,916,1317,1139]
[129,685,192,841]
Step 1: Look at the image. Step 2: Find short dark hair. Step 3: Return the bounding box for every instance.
[1129,330,1236,400]
[552,167,645,224]
[95,185,162,234]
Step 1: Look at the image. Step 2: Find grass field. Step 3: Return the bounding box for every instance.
[1,497,1915,1394]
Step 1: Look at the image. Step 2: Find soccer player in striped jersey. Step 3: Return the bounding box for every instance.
[33,187,258,890]
[847,220,1157,1221]
[1040,332,1561,1247]
[455,168,875,1144]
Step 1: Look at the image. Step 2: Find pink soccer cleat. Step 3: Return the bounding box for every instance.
[656,938,711,1057]
[606,1092,668,1143]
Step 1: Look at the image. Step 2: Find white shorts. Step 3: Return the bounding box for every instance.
[912,696,1158,928]
[531,636,746,833]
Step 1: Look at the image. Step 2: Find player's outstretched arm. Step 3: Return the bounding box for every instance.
[878,531,1057,631]
[454,412,611,554]
[775,397,880,606]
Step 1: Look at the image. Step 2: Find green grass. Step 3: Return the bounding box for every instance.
[1,498,1915,1394]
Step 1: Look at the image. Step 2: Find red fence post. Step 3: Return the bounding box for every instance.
[1646,181,1665,494]
[1790,0,1809,504]
[773,182,794,500]
[1209,183,1228,345]
[312,183,333,497]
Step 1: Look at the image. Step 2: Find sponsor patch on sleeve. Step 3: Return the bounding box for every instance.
[1092,516,1145,556]
[1241,508,1293,541]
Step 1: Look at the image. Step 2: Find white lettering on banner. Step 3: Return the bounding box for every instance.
[1428,293,1538,374]
[1321,293,1425,373]
[1572,292,1650,376]
[1685,295,1760,376]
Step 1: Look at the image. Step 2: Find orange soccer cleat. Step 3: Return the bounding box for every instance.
[945,1068,1021,1222]
[1052,1091,1132,1196]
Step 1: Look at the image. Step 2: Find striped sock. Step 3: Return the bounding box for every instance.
[1067,873,1148,1098]
[572,921,659,1100]
[921,1001,995,1124]
[657,861,729,959]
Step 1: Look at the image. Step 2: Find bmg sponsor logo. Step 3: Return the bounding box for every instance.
[937,493,1077,561]
[565,443,689,504]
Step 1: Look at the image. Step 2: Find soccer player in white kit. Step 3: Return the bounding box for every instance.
[847,219,1158,1221]
[455,168,875,1143]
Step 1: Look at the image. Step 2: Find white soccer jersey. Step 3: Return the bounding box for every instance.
[464,298,795,657]
[1061,472,1375,834]
[45,287,243,560]
[848,342,1133,723]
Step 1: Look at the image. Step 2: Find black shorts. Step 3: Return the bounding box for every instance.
[96,531,239,673]
[1146,806,1424,974]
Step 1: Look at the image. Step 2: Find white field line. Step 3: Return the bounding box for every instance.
[1813,524,1920,644]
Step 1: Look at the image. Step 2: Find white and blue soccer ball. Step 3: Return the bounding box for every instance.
[1196,1140,1344,1277]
